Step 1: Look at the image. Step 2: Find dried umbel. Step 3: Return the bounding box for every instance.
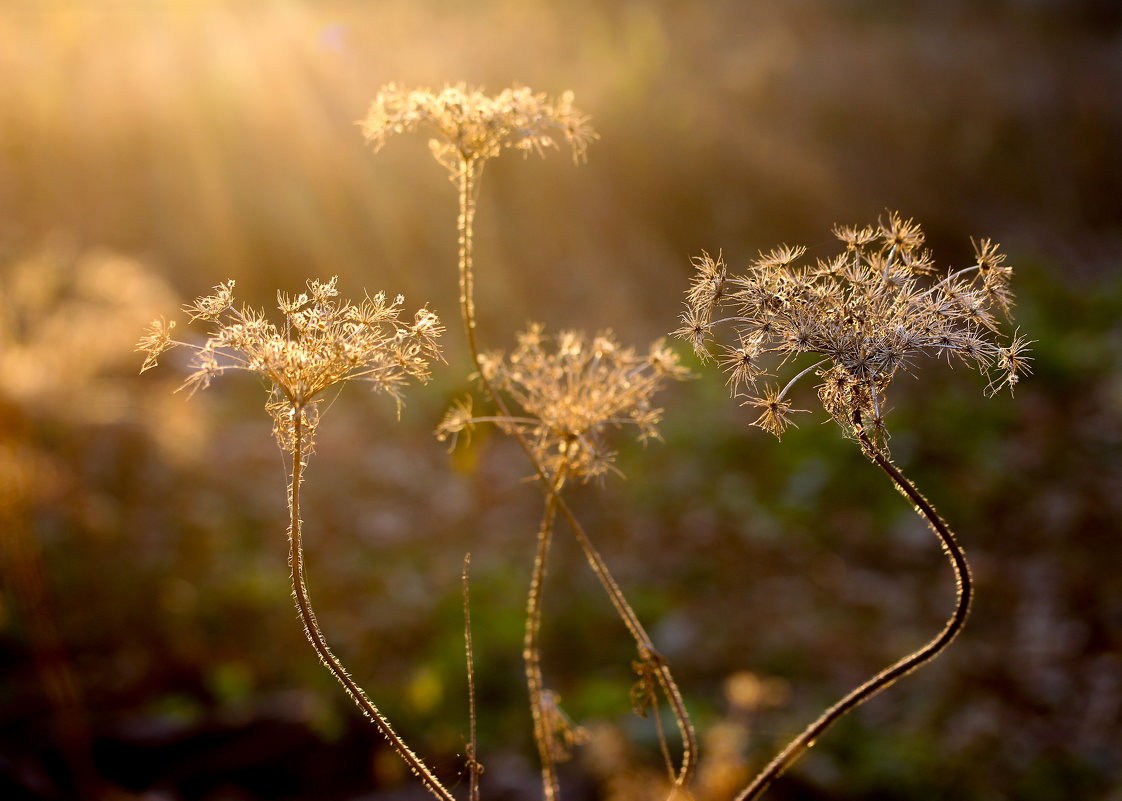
[677,215,1029,801]
[439,324,691,483]
[138,276,443,452]
[361,83,596,173]
[679,213,1032,443]
[438,323,692,801]
[140,279,454,801]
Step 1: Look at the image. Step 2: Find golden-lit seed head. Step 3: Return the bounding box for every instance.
[753,244,807,271]
[740,386,807,439]
[879,211,925,251]
[833,224,878,250]
[677,214,1028,445]
[139,277,443,452]
[137,317,176,373]
[183,280,236,322]
[441,325,690,483]
[361,83,598,172]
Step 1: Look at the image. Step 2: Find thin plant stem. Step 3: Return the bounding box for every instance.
[735,417,973,801]
[641,650,673,789]
[463,554,482,801]
[288,410,457,801]
[524,464,566,801]
[457,158,481,361]
[454,157,697,788]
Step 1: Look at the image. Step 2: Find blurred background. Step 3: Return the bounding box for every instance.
[1,0,1120,799]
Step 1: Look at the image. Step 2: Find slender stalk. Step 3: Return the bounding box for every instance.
[524,466,565,801]
[735,421,973,801]
[463,554,482,801]
[287,410,457,801]
[457,157,481,361]
[561,495,696,787]
[454,158,697,788]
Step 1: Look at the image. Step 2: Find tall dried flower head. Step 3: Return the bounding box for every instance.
[142,279,458,801]
[138,277,443,452]
[438,324,690,483]
[677,213,1031,443]
[360,83,597,173]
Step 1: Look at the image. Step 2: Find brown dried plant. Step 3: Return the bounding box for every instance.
[361,83,596,364]
[678,213,1030,800]
[361,83,596,172]
[364,84,697,800]
[138,278,456,801]
[439,325,691,798]
[439,324,691,483]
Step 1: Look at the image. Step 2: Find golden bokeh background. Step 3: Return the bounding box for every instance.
[2,2,1120,800]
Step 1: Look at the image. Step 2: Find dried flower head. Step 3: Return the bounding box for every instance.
[138,277,442,452]
[360,83,597,172]
[678,214,1030,444]
[437,324,690,482]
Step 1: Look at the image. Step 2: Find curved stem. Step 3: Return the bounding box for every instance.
[288,411,456,801]
[525,466,565,801]
[735,421,972,801]
[454,159,697,788]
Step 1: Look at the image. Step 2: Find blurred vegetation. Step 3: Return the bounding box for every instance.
[1,1,1120,800]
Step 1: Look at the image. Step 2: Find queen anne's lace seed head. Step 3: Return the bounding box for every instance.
[677,214,1031,445]
[138,278,442,452]
[360,83,597,172]
[437,324,690,483]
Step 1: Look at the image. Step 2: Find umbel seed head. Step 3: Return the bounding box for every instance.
[139,277,443,453]
[677,213,1031,444]
[360,83,597,172]
[437,324,691,483]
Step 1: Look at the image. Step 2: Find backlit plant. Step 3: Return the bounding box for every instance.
[137,278,456,801]
[678,214,1030,800]
[361,83,595,367]
[438,325,691,797]
[364,84,697,799]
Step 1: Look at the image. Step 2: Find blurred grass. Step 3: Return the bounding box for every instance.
[1,1,1120,799]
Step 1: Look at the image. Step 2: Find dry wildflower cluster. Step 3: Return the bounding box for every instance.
[138,68,1034,801]
[360,83,596,172]
[138,277,442,452]
[678,213,1032,443]
[434,324,693,801]
[439,325,691,483]
[675,213,1030,801]
[362,83,699,798]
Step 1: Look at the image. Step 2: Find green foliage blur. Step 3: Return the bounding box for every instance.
[1,1,1119,799]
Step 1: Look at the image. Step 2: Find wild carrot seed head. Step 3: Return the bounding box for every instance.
[360,83,597,172]
[677,214,1031,443]
[437,324,690,483]
[138,277,443,452]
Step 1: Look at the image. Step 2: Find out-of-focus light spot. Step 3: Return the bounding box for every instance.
[406,663,443,715]
[318,23,347,54]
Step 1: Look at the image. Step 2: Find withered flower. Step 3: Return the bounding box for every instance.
[139,277,442,452]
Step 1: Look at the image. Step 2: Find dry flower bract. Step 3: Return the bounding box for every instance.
[361,83,597,172]
[138,277,442,452]
[438,324,690,483]
[677,213,1031,444]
